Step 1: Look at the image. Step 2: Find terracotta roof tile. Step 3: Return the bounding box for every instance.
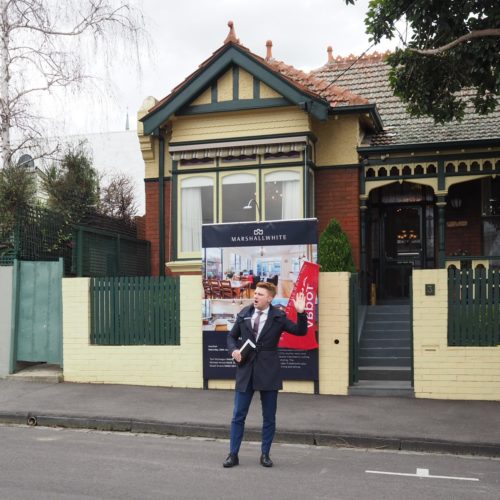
[312,51,500,147]
[263,57,368,107]
[146,23,368,118]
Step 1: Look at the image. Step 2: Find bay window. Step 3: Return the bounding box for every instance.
[264,170,301,220]
[180,176,214,254]
[221,173,257,222]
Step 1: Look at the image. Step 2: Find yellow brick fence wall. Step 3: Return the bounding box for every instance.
[413,270,500,400]
[62,273,350,395]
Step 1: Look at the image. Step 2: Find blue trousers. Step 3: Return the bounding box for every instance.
[229,382,278,455]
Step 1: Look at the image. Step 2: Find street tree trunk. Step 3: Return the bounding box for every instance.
[0,0,11,168]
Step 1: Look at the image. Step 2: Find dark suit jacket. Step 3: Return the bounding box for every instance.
[227,304,308,391]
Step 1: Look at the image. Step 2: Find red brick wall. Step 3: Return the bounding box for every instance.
[135,215,146,240]
[315,168,360,269]
[144,179,172,276]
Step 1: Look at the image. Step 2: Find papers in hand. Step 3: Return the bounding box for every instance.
[238,338,256,362]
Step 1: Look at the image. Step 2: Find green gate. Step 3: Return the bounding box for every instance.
[90,276,180,345]
[13,259,63,365]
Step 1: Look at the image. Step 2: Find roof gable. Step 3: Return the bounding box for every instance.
[141,43,331,134]
[175,65,292,117]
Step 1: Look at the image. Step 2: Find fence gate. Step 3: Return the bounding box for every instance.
[13,260,63,365]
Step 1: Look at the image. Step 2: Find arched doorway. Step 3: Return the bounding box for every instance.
[368,182,436,302]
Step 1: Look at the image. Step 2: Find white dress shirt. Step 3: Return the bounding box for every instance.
[252,306,269,341]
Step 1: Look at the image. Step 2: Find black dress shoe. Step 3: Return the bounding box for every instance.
[223,453,239,468]
[260,453,273,467]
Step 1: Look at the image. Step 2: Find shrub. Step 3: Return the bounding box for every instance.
[318,218,356,272]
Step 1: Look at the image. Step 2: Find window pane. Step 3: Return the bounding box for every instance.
[222,173,256,222]
[265,170,301,220]
[181,177,213,252]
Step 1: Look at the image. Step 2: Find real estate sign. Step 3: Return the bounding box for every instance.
[201,219,319,390]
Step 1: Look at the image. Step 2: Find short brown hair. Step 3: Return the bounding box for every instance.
[255,281,277,297]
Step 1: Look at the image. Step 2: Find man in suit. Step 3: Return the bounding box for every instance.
[223,282,307,468]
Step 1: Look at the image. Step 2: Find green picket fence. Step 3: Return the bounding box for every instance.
[448,268,500,346]
[90,277,180,345]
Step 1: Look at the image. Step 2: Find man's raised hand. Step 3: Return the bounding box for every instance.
[293,291,306,313]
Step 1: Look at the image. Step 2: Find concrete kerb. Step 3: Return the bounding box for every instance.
[1,412,499,458]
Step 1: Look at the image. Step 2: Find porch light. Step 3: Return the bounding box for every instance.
[450,197,462,209]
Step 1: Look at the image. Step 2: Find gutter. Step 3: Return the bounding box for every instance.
[358,138,500,155]
[329,104,384,133]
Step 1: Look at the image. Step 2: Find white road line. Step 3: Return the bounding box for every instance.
[366,468,479,482]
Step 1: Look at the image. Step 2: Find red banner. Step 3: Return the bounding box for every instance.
[279,261,319,350]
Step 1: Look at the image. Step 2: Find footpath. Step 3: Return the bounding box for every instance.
[1,378,500,458]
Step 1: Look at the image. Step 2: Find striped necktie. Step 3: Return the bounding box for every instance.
[253,311,263,340]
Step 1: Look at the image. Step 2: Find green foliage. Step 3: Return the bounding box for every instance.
[346,0,499,122]
[318,219,356,272]
[41,142,100,225]
[0,163,37,242]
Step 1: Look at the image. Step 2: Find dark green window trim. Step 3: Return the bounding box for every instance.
[169,131,317,148]
[172,161,305,175]
[158,136,165,276]
[253,76,260,99]
[215,171,220,223]
[172,164,178,261]
[233,65,239,100]
[177,98,291,116]
[211,83,217,103]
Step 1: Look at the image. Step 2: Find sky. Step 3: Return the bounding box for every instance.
[44,0,400,136]
[33,0,402,215]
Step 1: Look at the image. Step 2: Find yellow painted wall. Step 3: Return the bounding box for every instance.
[239,69,254,99]
[260,82,281,99]
[312,115,359,165]
[191,87,212,106]
[413,270,500,401]
[171,107,310,143]
[318,272,350,395]
[63,276,204,388]
[62,273,350,395]
[137,104,162,180]
[217,70,233,102]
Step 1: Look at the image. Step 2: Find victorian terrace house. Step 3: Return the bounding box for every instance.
[138,22,500,302]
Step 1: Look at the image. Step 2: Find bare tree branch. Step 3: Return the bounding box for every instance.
[410,29,500,55]
[0,0,145,168]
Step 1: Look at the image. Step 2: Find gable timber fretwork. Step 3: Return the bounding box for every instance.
[360,155,500,196]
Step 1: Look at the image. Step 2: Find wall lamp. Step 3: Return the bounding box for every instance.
[243,198,261,219]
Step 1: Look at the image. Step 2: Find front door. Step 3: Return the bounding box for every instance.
[380,206,422,300]
[368,182,436,303]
